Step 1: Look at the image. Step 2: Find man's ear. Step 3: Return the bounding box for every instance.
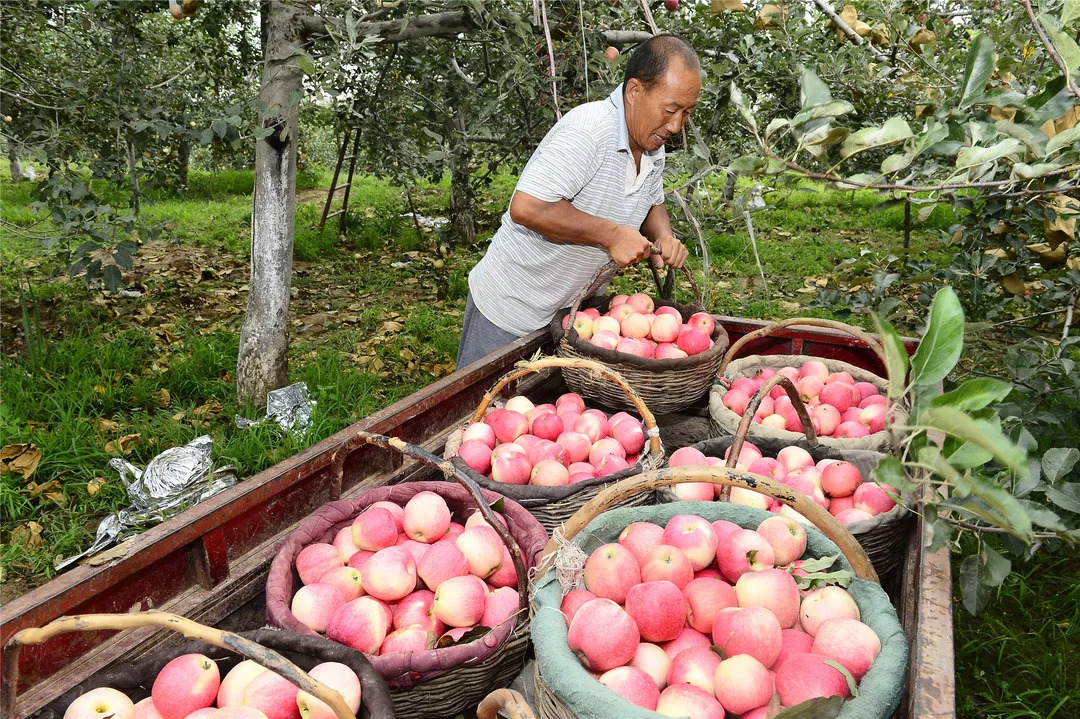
[625,78,643,106]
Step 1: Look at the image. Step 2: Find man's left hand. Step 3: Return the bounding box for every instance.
[651,235,689,270]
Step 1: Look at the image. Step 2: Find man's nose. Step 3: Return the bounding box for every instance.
[666,116,683,134]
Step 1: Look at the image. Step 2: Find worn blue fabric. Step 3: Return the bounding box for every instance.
[531,502,908,719]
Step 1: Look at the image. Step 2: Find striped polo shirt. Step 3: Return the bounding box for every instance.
[468,84,666,337]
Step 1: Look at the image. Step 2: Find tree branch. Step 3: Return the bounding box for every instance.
[1018,0,1080,98]
[537,0,561,120]
[301,9,478,44]
[0,88,69,111]
[810,0,889,62]
[602,30,654,45]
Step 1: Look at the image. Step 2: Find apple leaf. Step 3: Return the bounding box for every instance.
[929,378,1013,412]
[773,696,844,719]
[490,497,506,513]
[1042,447,1080,483]
[919,406,1028,476]
[956,138,1026,169]
[872,313,910,399]
[823,660,860,697]
[841,117,913,158]
[911,287,964,386]
[958,34,996,108]
[872,455,916,492]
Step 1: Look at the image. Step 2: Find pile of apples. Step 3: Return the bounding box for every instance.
[290,492,521,657]
[63,656,362,719]
[456,393,647,486]
[719,361,889,439]
[665,443,898,526]
[561,293,716,360]
[561,514,882,716]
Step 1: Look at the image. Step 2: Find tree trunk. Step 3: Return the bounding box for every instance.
[445,80,476,245]
[177,136,190,190]
[237,0,305,408]
[126,138,141,216]
[8,143,26,182]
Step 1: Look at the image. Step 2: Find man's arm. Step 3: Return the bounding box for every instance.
[640,203,689,269]
[509,191,653,267]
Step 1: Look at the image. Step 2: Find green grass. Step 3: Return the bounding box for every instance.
[955,548,1080,718]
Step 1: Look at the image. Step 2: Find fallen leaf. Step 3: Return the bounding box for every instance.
[95,418,119,433]
[380,321,404,334]
[87,477,107,496]
[45,491,67,507]
[12,521,43,548]
[193,400,223,418]
[172,410,187,421]
[93,384,107,394]
[82,537,135,566]
[26,479,60,498]
[400,348,417,361]
[0,444,43,479]
[159,388,172,407]
[105,433,141,456]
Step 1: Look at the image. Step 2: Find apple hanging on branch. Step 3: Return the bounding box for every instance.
[664,0,680,11]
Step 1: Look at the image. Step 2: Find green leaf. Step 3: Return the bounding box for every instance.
[102,265,122,292]
[930,378,1012,411]
[794,554,840,573]
[872,313,910,397]
[490,497,506,514]
[823,660,859,697]
[1063,0,1080,26]
[872,456,916,492]
[791,101,854,126]
[958,34,996,109]
[1046,125,1080,155]
[765,118,789,143]
[982,544,1012,585]
[945,440,995,470]
[1044,483,1080,514]
[955,138,1026,169]
[841,117,913,158]
[1041,14,1080,78]
[730,82,758,135]
[953,471,1033,538]
[1012,162,1064,180]
[920,406,1028,476]
[774,696,844,719]
[881,150,914,175]
[1042,448,1080,482]
[799,66,833,108]
[1019,499,1068,531]
[911,288,964,386]
[959,554,987,614]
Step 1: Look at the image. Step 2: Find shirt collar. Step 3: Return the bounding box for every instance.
[608,83,632,153]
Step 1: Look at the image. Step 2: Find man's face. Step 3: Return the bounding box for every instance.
[625,58,701,153]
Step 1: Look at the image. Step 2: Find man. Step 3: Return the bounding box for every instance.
[457,34,701,369]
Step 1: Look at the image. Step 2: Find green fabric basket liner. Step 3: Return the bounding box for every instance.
[531,502,908,719]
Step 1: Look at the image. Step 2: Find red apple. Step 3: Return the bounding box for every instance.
[152,654,219,719]
[775,652,850,706]
[662,514,718,571]
[599,666,660,710]
[716,529,775,583]
[584,542,641,603]
[568,598,640,671]
[735,568,801,629]
[799,586,860,636]
[714,653,774,715]
[655,684,724,719]
[640,544,694,589]
[625,580,687,642]
[810,617,881,680]
[67,688,136,719]
[631,642,671,690]
[242,671,300,719]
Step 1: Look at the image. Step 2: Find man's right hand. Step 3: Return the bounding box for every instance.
[606,225,653,267]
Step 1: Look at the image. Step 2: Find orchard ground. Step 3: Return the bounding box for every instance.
[1,163,1076,717]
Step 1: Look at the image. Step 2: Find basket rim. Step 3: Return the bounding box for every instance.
[549,295,730,371]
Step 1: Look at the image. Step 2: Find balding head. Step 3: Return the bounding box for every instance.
[623,34,700,93]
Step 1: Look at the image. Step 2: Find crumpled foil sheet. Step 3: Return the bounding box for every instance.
[235,382,315,434]
[56,435,238,570]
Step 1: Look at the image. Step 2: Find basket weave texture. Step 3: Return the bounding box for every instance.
[36,629,394,719]
[659,435,915,580]
[710,354,906,451]
[264,481,548,719]
[531,503,908,719]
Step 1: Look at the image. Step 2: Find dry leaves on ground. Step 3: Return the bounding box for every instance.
[0,444,43,479]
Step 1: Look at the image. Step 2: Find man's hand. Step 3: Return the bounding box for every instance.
[606,225,653,267]
[651,235,689,270]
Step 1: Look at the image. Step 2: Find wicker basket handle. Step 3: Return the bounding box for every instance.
[561,262,620,343]
[477,689,535,719]
[717,374,816,502]
[470,356,663,460]
[718,318,887,377]
[1,613,355,719]
[330,431,529,618]
[539,466,879,584]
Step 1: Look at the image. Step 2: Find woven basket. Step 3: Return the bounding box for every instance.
[529,466,908,719]
[548,263,729,414]
[266,431,548,719]
[3,613,393,719]
[660,373,913,581]
[710,317,906,452]
[443,356,665,533]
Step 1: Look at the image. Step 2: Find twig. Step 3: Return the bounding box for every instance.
[810,0,889,62]
[1060,292,1077,358]
[404,185,425,247]
[941,514,1063,540]
[449,54,478,88]
[743,209,769,301]
[538,0,561,120]
[148,61,197,90]
[1019,0,1080,98]
[671,189,711,307]
[0,88,69,111]
[984,307,1070,327]
[638,0,660,34]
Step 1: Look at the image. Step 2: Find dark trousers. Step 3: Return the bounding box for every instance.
[456,294,522,370]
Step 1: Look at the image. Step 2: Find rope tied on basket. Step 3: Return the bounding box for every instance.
[532,527,588,596]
